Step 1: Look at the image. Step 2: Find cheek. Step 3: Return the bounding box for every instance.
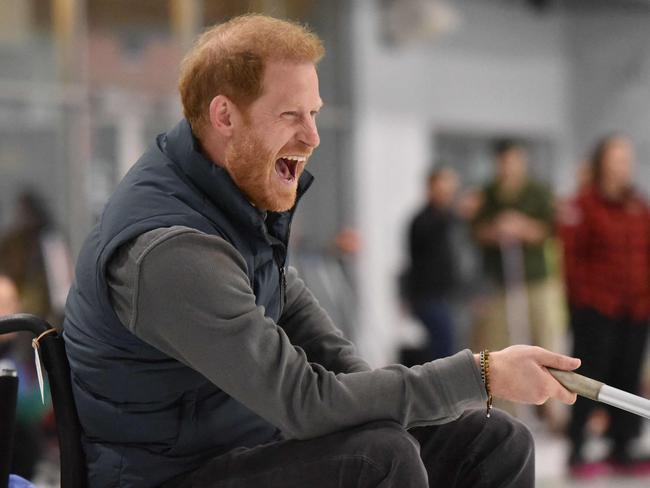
[605,159,629,178]
[268,127,296,152]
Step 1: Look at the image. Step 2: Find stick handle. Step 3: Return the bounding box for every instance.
[548,368,603,401]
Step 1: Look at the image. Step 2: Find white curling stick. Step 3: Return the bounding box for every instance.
[549,368,650,420]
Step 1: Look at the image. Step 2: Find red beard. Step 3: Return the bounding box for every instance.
[225,131,305,212]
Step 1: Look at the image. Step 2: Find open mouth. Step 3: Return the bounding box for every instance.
[275,156,306,183]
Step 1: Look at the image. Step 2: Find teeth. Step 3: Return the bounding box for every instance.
[283,156,306,163]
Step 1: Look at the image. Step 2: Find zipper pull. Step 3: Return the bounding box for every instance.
[280,265,287,305]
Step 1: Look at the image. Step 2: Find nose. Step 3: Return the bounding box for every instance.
[299,116,320,149]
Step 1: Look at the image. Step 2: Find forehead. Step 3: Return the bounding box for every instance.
[439,170,458,183]
[608,138,633,154]
[499,148,527,161]
[252,60,321,110]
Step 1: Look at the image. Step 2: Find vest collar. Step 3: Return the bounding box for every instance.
[161,119,313,245]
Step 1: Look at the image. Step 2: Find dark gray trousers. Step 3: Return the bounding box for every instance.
[166,409,534,488]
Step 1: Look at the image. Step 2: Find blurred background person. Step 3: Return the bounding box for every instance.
[289,227,362,343]
[0,190,72,325]
[0,191,66,483]
[0,273,50,481]
[0,275,19,317]
[403,167,460,360]
[471,140,560,353]
[560,134,650,478]
[471,140,567,425]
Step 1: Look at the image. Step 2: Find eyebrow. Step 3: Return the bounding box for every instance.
[279,100,324,114]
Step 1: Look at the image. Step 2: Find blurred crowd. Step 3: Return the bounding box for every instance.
[402,133,650,479]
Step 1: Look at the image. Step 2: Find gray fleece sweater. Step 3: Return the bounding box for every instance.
[106,225,486,440]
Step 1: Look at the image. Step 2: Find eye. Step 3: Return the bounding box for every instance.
[282,111,299,118]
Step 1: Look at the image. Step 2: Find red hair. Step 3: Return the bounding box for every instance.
[178,14,324,138]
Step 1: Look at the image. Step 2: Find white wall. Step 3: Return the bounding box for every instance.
[351,0,574,366]
[567,9,650,192]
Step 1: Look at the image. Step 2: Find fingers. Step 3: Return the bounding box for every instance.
[491,346,582,405]
[551,382,578,405]
[534,348,581,371]
[540,366,578,404]
[537,349,581,403]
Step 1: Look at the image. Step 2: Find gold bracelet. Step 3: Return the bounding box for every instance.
[480,349,494,418]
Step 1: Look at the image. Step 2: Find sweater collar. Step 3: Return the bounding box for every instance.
[161,119,313,244]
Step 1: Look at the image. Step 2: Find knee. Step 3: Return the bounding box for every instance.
[488,410,534,467]
[352,421,425,474]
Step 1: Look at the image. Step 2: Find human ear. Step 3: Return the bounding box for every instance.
[208,95,235,138]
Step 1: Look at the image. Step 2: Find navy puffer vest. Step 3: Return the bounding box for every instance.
[63,119,312,487]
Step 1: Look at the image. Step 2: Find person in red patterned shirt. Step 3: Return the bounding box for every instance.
[560,133,650,477]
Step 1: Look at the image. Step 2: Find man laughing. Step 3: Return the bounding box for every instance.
[63,14,580,488]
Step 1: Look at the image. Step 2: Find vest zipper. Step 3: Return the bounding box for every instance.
[279,264,287,306]
[273,246,287,307]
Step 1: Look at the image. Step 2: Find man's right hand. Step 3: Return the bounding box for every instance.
[486,345,581,405]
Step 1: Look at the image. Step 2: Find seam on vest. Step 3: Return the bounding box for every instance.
[118,444,126,487]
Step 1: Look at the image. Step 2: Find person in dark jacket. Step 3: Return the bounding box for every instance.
[406,167,459,360]
[64,14,582,488]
